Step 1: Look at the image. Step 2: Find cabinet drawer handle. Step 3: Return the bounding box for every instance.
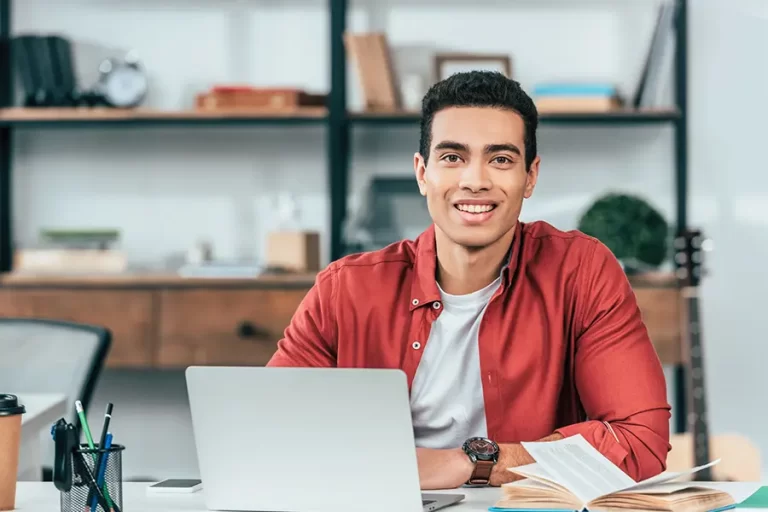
[236,321,268,339]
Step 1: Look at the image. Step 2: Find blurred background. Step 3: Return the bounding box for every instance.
[1,0,766,484]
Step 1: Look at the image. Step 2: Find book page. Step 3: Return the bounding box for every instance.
[617,481,713,494]
[521,435,636,505]
[615,459,721,493]
[509,463,575,496]
[508,462,557,482]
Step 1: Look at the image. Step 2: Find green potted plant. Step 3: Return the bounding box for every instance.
[577,192,669,274]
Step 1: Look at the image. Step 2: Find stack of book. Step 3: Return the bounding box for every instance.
[533,83,622,113]
[13,228,127,275]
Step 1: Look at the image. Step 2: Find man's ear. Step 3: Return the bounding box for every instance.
[414,152,427,196]
[524,155,540,199]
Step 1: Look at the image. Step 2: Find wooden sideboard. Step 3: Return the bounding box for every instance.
[0,272,315,369]
[0,271,683,368]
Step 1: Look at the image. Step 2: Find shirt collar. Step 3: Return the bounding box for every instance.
[408,222,523,311]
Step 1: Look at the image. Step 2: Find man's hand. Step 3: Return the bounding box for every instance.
[416,434,564,489]
[416,447,474,490]
[490,433,564,486]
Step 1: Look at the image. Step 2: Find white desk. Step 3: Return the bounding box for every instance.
[12,481,766,512]
[17,393,67,481]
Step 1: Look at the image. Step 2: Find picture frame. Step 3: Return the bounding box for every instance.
[434,53,512,81]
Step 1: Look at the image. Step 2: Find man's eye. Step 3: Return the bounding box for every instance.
[493,156,511,165]
[442,154,461,163]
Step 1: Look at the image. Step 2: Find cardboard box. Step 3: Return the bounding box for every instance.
[266,231,321,273]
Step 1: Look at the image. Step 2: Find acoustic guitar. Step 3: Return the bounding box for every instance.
[666,229,760,481]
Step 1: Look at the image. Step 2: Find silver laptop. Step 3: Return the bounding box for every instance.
[185,366,465,512]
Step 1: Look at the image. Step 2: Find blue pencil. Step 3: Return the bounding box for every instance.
[90,432,113,512]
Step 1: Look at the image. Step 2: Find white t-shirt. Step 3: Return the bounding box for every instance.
[409,276,502,449]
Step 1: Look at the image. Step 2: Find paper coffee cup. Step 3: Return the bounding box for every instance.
[0,394,25,511]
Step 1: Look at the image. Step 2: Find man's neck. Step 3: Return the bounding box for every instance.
[434,225,515,296]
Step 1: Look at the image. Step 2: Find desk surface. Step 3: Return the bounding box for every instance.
[14,481,766,512]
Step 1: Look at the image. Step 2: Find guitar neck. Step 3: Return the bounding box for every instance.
[684,289,712,479]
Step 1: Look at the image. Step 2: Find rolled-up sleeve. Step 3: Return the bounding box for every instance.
[555,240,671,482]
[267,267,339,368]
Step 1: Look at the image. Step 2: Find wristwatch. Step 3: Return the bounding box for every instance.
[462,437,500,485]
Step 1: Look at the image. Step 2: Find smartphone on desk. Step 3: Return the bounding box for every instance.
[146,479,202,494]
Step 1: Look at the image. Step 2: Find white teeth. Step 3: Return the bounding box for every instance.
[456,204,494,213]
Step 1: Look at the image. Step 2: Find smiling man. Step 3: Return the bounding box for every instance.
[267,71,671,489]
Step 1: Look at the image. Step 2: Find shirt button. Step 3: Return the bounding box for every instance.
[411,299,419,306]
[432,302,441,309]
[412,341,421,350]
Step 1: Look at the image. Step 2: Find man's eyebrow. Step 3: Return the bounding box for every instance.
[433,140,470,152]
[485,143,521,156]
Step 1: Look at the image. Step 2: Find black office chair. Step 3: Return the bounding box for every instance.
[0,318,112,480]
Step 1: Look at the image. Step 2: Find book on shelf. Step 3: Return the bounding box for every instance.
[632,1,677,108]
[13,248,127,274]
[344,31,401,111]
[532,83,622,113]
[491,435,734,512]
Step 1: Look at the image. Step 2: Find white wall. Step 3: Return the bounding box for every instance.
[12,0,768,479]
[687,0,768,471]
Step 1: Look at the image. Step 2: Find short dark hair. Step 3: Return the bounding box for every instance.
[419,71,539,170]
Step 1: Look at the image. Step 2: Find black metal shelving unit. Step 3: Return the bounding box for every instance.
[0,0,690,432]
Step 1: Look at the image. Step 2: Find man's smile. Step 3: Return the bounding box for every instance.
[452,199,499,223]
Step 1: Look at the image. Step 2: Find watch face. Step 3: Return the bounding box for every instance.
[467,437,498,455]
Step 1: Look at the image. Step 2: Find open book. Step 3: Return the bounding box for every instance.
[491,435,734,512]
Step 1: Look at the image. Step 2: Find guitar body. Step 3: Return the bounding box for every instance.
[668,433,761,482]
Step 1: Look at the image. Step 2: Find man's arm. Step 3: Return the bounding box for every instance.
[464,241,670,488]
[417,433,563,489]
[267,267,338,367]
[550,240,671,481]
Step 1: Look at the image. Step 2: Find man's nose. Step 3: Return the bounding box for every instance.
[459,162,492,192]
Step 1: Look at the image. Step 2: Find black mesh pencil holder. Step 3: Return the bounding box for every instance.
[61,443,125,512]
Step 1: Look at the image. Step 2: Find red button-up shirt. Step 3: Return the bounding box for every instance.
[267,221,672,481]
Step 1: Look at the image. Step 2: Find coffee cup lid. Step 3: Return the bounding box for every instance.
[0,394,26,416]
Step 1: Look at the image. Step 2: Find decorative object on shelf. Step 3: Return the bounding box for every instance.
[13,228,127,274]
[577,193,668,273]
[344,32,401,111]
[178,238,268,278]
[90,49,148,108]
[266,231,320,273]
[11,33,148,109]
[265,193,321,273]
[195,86,326,112]
[343,176,431,254]
[434,53,512,81]
[533,82,623,113]
[275,192,301,230]
[39,228,119,250]
[632,1,677,109]
[400,74,425,111]
[12,34,79,107]
[186,240,214,266]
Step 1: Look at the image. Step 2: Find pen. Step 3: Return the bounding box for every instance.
[97,404,113,453]
[93,404,113,480]
[76,401,113,506]
[75,450,116,512]
[90,432,113,512]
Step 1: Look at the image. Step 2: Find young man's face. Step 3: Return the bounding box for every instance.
[414,106,539,250]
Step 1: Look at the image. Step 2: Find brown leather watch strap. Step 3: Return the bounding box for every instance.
[467,460,495,485]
